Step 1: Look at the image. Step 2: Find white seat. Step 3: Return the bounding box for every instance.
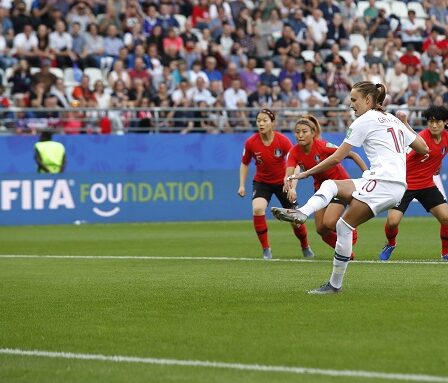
[84,67,103,87]
[301,50,315,61]
[375,1,391,15]
[30,67,40,75]
[174,14,187,33]
[254,68,264,75]
[356,1,369,18]
[339,50,354,63]
[349,34,368,52]
[63,67,80,87]
[49,67,64,79]
[5,67,13,83]
[0,68,5,86]
[390,1,409,19]
[407,2,427,18]
[271,68,280,77]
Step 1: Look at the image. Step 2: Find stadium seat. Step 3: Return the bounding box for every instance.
[0,68,5,86]
[63,67,81,87]
[271,68,280,77]
[349,34,368,52]
[301,50,315,61]
[30,67,40,76]
[390,1,409,19]
[375,1,391,15]
[174,14,187,33]
[49,67,64,79]
[84,67,103,87]
[407,2,427,18]
[339,50,354,63]
[356,1,369,18]
[253,68,264,75]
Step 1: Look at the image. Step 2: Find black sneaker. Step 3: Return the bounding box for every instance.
[307,281,341,295]
[271,207,308,225]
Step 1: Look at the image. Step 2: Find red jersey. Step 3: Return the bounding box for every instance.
[287,139,350,190]
[406,129,448,190]
[241,132,292,185]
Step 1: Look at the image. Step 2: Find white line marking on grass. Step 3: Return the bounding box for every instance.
[0,254,446,265]
[0,348,447,382]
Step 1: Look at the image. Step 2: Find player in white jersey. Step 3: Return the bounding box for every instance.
[271,81,429,294]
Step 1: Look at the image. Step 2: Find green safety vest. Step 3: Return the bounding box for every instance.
[35,141,65,173]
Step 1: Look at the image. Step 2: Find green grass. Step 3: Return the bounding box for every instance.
[0,218,447,383]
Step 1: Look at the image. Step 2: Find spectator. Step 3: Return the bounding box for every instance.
[92,79,111,109]
[156,2,179,37]
[128,57,151,88]
[192,0,210,30]
[188,59,209,86]
[367,8,391,50]
[247,82,273,110]
[239,57,259,95]
[50,77,70,108]
[204,55,223,82]
[421,44,443,70]
[13,23,39,66]
[362,0,378,25]
[278,56,302,90]
[142,2,158,37]
[121,0,143,35]
[163,27,184,54]
[259,59,279,87]
[421,59,444,97]
[84,22,105,69]
[223,78,247,109]
[400,43,422,70]
[49,20,74,68]
[327,13,349,49]
[326,62,351,103]
[108,59,131,89]
[72,74,94,106]
[66,1,95,33]
[298,78,328,108]
[9,59,32,96]
[318,0,340,21]
[32,58,56,93]
[306,8,328,50]
[404,79,426,103]
[187,76,216,106]
[364,44,383,66]
[272,24,295,67]
[324,94,351,131]
[103,24,124,61]
[11,1,33,34]
[222,61,240,89]
[0,26,15,69]
[385,62,408,105]
[401,10,424,52]
[324,42,347,69]
[279,77,299,105]
[428,0,448,34]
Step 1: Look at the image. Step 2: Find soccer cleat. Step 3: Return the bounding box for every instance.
[307,281,341,295]
[263,247,273,260]
[379,244,396,261]
[302,246,315,258]
[441,254,448,261]
[271,207,308,225]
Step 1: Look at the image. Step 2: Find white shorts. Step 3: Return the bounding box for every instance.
[351,178,406,216]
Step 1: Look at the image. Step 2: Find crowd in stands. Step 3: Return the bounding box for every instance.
[0,0,447,134]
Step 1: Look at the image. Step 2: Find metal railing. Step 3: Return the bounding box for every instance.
[0,106,429,135]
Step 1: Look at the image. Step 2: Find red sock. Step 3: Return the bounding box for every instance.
[322,231,337,249]
[440,224,448,255]
[352,229,358,245]
[385,224,398,246]
[293,224,309,249]
[253,215,269,249]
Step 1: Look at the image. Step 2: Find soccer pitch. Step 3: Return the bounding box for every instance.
[0,218,447,383]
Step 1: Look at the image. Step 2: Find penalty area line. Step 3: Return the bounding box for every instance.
[0,254,446,265]
[0,348,448,382]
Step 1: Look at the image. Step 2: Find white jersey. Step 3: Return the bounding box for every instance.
[344,110,417,185]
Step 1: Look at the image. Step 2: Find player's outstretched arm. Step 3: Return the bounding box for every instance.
[289,142,353,181]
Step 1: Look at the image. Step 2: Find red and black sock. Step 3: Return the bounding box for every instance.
[253,215,269,249]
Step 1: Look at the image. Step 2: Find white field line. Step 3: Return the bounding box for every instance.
[0,254,446,265]
[0,348,447,382]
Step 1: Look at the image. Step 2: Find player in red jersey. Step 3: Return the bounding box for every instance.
[286,115,368,258]
[379,105,448,261]
[238,108,314,259]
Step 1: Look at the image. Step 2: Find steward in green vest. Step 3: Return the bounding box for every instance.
[34,131,66,173]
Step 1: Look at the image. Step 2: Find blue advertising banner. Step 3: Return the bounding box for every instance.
[0,134,444,225]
